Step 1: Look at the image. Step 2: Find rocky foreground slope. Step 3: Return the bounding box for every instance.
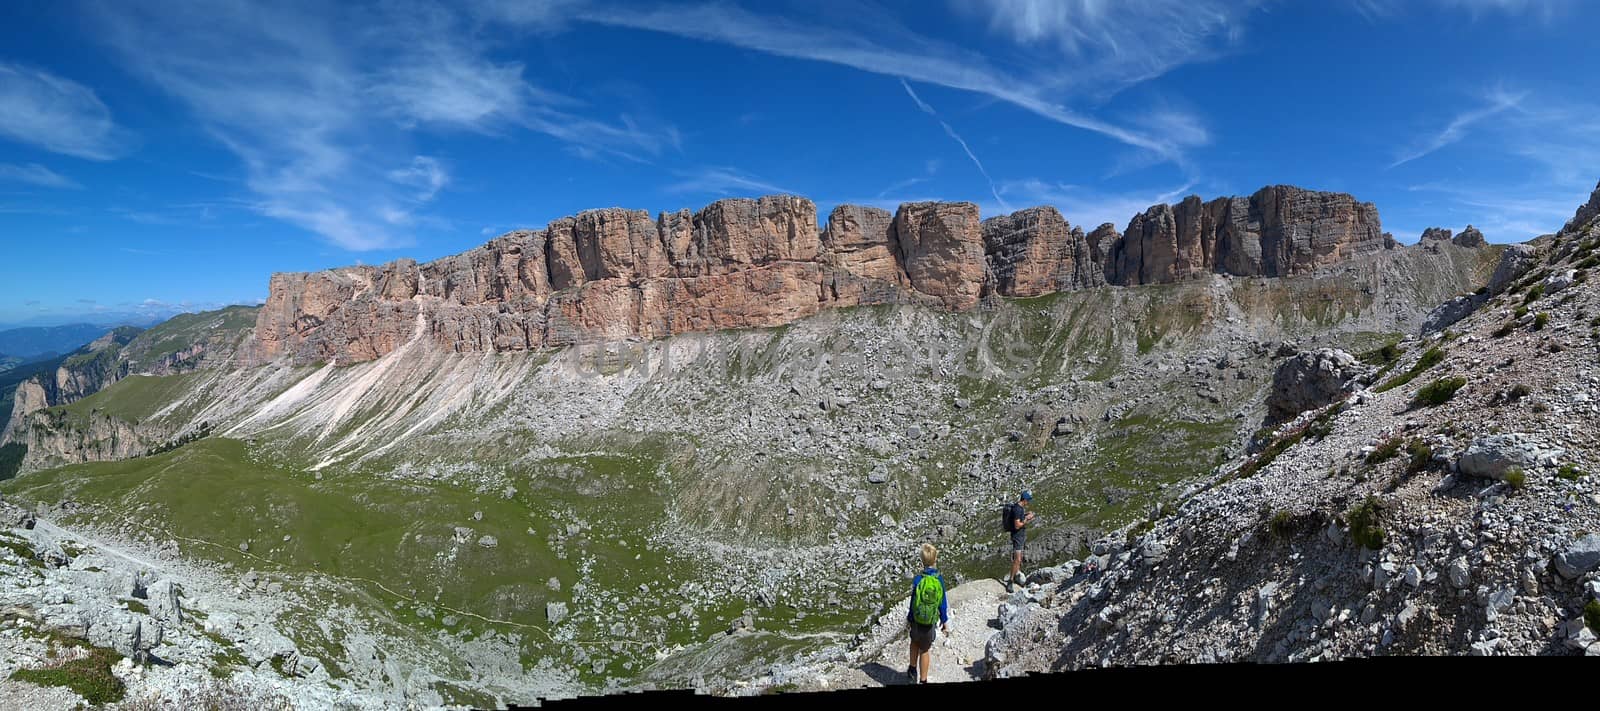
[960,184,1600,673]
[253,186,1397,365]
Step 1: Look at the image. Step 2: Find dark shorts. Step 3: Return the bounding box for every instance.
[909,621,937,649]
[1010,530,1026,552]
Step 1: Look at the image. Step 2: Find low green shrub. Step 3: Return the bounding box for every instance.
[9,643,125,705]
[1504,467,1526,489]
[1534,312,1550,331]
[1359,342,1403,367]
[1414,376,1467,407]
[1375,346,1446,393]
[1367,437,1403,464]
[1406,440,1434,474]
[1346,497,1385,550]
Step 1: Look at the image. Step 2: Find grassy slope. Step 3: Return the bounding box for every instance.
[56,372,206,425]
[122,306,258,369]
[0,436,755,684]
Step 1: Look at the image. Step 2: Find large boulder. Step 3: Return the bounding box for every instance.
[1266,349,1373,422]
[1421,294,1485,334]
[89,610,161,659]
[1488,244,1537,295]
[146,579,183,622]
[1457,434,1543,480]
[1554,534,1600,580]
[1543,270,1577,296]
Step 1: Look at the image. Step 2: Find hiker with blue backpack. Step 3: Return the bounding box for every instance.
[1003,490,1035,592]
[906,542,949,684]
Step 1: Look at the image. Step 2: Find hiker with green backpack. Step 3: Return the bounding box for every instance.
[906,542,949,684]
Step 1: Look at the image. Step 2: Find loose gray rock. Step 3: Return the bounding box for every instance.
[1422,295,1485,334]
[1554,534,1600,579]
[1447,557,1471,589]
[1457,434,1542,480]
[1488,243,1537,294]
[1543,270,1576,295]
[1266,349,1373,422]
[546,601,568,625]
[146,579,182,622]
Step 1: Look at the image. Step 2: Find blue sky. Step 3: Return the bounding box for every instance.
[2,0,1598,325]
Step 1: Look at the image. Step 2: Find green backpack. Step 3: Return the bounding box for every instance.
[912,574,943,626]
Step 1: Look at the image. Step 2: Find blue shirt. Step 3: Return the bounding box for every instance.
[907,567,949,626]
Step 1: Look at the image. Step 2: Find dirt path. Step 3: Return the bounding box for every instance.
[33,517,166,572]
[823,578,1008,687]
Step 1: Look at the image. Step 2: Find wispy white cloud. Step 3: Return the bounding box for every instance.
[872,159,942,200]
[899,79,1009,212]
[557,1,1226,164]
[1394,88,1600,240]
[995,179,1199,230]
[387,156,450,202]
[1390,87,1525,168]
[1359,0,1575,22]
[0,63,130,160]
[87,0,677,251]
[1443,0,1574,19]
[1407,182,1590,241]
[0,163,81,190]
[876,176,932,200]
[664,168,792,197]
[950,0,1259,97]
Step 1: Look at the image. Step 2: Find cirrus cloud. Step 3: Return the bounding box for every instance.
[0,63,131,160]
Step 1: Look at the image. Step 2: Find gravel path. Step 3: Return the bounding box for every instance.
[822,578,1007,687]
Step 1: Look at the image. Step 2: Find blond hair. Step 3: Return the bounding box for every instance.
[920,542,938,568]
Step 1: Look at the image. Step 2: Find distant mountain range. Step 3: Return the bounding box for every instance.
[0,312,172,333]
[0,323,119,361]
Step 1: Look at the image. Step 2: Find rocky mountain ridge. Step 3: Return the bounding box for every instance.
[0,307,260,474]
[0,327,141,449]
[255,185,1408,365]
[962,180,1600,673]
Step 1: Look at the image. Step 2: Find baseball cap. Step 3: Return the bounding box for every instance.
[1020,490,1032,501]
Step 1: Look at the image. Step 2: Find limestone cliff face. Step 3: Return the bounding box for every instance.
[18,408,165,471]
[0,327,138,446]
[1108,186,1393,286]
[254,186,1446,365]
[981,206,1104,297]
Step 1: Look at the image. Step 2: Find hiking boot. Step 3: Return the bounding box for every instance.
[1004,577,1013,593]
[906,665,916,683]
